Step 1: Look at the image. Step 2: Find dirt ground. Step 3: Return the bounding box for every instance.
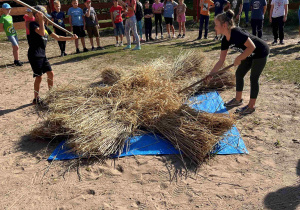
[0,29,300,210]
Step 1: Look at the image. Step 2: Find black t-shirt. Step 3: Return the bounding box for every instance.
[144,8,152,22]
[221,27,269,59]
[51,11,65,28]
[135,2,144,21]
[28,22,52,58]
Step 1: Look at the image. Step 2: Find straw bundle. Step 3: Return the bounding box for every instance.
[32,51,236,164]
[101,68,122,85]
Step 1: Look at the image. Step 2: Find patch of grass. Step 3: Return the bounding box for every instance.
[264,59,300,85]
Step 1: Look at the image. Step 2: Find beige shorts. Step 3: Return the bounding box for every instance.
[86,25,99,38]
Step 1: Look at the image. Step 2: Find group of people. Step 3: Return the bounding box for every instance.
[0,1,300,116]
[198,0,291,45]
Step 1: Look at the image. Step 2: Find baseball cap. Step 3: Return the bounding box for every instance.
[2,3,12,9]
[33,5,52,18]
[26,8,32,12]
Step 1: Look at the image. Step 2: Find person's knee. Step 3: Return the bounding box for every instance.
[13,45,19,51]
[47,71,54,79]
[35,76,42,83]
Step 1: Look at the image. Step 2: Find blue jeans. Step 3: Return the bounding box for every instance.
[136,20,143,39]
[298,9,300,25]
[125,16,140,46]
[114,22,125,36]
[243,3,250,24]
[199,14,209,38]
[8,35,19,46]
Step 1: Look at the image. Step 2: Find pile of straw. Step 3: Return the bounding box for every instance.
[32,51,236,165]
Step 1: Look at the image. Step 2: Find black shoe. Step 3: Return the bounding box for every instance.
[32,97,44,106]
[63,52,68,56]
[204,36,208,39]
[279,40,285,45]
[146,39,149,42]
[60,52,64,57]
[14,60,23,66]
[177,34,181,38]
[97,46,104,50]
[197,37,202,40]
[182,34,185,38]
[83,48,89,52]
[149,37,154,41]
[91,47,95,51]
[271,40,277,45]
[76,48,80,54]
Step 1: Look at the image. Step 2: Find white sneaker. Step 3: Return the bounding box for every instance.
[155,36,158,40]
[161,35,163,39]
[115,43,119,47]
[173,34,176,38]
[168,34,171,39]
[119,42,123,46]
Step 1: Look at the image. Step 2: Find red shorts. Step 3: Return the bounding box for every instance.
[177,14,186,22]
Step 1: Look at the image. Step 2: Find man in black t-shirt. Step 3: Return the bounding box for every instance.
[28,6,78,105]
[144,1,154,41]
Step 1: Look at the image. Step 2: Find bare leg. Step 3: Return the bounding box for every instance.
[248,98,256,109]
[120,35,123,42]
[34,76,42,98]
[12,45,19,60]
[96,37,100,47]
[235,91,243,101]
[183,22,186,34]
[46,71,54,90]
[89,38,94,48]
[115,36,118,42]
[166,24,170,35]
[75,39,79,49]
[80,37,86,48]
[171,25,175,36]
[178,22,182,34]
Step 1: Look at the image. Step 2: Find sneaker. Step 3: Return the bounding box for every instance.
[204,36,208,39]
[197,36,202,40]
[224,98,243,108]
[76,48,80,54]
[168,34,171,39]
[91,47,95,51]
[235,105,255,115]
[146,39,149,42]
[60,52,65,57]
[161,34,163,39]
[132,45,141,50]
[149,37,154,41]
[32,97,44,106]
[177,34,181,38]
[123,45,131,50]
[271,40,277,45]
[213,36,218,41]
[119,42,123,46]
[279,40,285,45]
[140,39,146,43]
[83,48,89,52]
[115,43,119,47]
[63,52,68,56]
[97,46,104,50]
[14,60,23,66]
[155,36,158,40]
[182,34,185,38]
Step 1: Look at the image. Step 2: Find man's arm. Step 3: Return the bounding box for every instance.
[283,3,288,22]
[269,4,274,23]
[69,15,73,31]
[50,32,78,41]
[85,6,91,17]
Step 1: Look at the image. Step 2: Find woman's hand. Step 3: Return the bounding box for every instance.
[234,57,242,66]
[72,34,78,40]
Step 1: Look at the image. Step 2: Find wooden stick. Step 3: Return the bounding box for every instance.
[12,0,74,36]
[177,64,234,94]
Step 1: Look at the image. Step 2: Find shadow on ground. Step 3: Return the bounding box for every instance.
[264,159,300,210]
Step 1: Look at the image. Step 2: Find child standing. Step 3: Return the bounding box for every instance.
[269,0,289,45]
[176,0,187,38]
[250,0,267,38]
[28,6,77,104]
[213,0,230,40]
[83,0,103,50]
[110,0,124,47]
[118,0,141,50]
[68,0,88,53]
[23,8,35,43]
[197,0,214,40]
[298,5,300,44]
[51,0,68,57]
[0,3,23,66]
[135,0,144,42]
[163,0,178,39]
[144,1,154,41]
[152,0,164,39]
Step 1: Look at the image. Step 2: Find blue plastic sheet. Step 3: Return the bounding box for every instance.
[48,91,248,161]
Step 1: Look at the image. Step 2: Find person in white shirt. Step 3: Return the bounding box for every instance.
[269,0,288,45]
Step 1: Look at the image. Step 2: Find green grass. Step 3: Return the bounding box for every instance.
[264,59,300,85]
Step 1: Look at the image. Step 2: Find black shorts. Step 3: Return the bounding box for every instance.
[54,27,67,36]
[73,25,86,38]
[164,17,173,25]
[28,57,52,78]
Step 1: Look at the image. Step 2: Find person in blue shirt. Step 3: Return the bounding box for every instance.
[51,0,67,57]
[163,0,178,39]
[250,0,267,38]
[68,0,88,53]
[213,0,230,40]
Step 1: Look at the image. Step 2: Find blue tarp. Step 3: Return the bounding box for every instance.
[48,91,248,161]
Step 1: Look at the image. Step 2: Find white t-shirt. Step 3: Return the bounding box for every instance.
[271,0,289,18]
